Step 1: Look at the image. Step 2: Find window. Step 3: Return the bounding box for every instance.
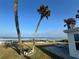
[74,34,79,50]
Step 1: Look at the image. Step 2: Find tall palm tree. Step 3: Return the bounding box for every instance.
[14,0,21,43]
[35,5,51,32]
[30,5,51,55]
[64,18,76,29]
[33,5,51,46]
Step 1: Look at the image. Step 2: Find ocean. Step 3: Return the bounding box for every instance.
[0,37,64,41]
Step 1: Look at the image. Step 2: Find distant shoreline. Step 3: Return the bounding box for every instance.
[0,37,66,39]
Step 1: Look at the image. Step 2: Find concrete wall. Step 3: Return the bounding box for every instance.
[67,33,79,59]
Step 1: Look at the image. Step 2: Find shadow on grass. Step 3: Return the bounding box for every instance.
[36,46,64,59]
[4,42,31,59]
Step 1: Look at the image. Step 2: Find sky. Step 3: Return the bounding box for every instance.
[0,0,79,38]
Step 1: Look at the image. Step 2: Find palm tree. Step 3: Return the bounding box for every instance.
[14,0,21,43]
[33,5,51,47]
[30,5,51,55]
[64,18,76,29]
[35,5,51,32]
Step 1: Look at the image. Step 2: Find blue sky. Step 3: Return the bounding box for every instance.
[0,0,79,38]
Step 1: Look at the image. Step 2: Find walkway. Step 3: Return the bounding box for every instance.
[43,44,77,59]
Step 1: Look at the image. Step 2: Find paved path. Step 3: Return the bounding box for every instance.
[43,45,77,59]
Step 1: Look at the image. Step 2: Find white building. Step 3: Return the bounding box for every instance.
[64,27,79,59]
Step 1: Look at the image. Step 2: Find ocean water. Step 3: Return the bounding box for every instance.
[0,37,64,41]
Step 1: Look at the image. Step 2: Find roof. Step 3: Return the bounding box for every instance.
[64,27,79,33]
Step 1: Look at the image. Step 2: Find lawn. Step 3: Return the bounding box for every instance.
[0,43,64,59]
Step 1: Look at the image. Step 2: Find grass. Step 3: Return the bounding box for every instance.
[0,42,64,59]
[30,47,52,59]
[0,45,51,59]
[0,45,26,59]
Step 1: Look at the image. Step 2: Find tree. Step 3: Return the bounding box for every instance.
[14,0,21,43]
[64,18,76,29]
[35,5,51,32]
[33,5,51,47]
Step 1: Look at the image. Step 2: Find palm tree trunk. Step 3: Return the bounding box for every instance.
[14,0,21,43]
[35,15,43,33]
[67,24,70,29]
[33,15,44,47]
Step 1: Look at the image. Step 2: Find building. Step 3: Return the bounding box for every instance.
[64,27,79,59]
